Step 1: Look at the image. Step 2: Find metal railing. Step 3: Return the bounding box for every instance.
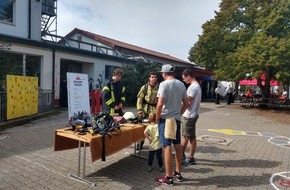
[38,89,55,113]
[0,89,55,121]
[0,91,6,121]
[42,33,146,61]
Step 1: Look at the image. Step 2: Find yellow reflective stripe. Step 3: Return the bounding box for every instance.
[106,99,114,105]
[103,86,110,92]
[121,97,125,101]
[111,84,115,102]
[110,108,115,115]
[122,86,125,93]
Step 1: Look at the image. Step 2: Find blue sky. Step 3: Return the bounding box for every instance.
[57,0,221,62]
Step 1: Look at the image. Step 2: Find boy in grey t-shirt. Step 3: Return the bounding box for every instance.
[155,64,189,186]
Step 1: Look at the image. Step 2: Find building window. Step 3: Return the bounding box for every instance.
[0,51,41,86]
[42,0,56,16]
[77,35,82,41]
[0,51,22,77]
[26,55,41,86]
[105,65,115,80]
[0,0,14,23]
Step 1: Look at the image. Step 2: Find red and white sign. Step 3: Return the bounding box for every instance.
[67,72,91,121]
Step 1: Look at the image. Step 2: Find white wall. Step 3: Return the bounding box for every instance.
[0,0,29,38]
[6,42,126,104]
[54,52,122,99]
[94,58,123,87]
[0,0,42,40]
[30,0,42,41]
[55,52,92,99]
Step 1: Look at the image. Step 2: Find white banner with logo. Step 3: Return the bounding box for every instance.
[67,72,91,121]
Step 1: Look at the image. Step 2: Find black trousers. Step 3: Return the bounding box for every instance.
[215,94,220,104]
[148,148,163,167]
[227,93,233,104]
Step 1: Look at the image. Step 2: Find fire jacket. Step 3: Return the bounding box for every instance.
[136,82,158,117]
[102,81,126,115]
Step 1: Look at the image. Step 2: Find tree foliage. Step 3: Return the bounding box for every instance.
[122,62,161,106]
[189,0,290,97]
[0,50,23,80]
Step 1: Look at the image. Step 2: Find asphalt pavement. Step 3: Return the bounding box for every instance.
[0,102,289,190]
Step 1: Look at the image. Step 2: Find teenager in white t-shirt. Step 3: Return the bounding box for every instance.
[181,69,202,165]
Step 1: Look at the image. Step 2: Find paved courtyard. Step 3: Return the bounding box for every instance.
[0,102,289,190]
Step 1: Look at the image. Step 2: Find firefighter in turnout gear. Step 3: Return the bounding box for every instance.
[102,68,126,116]
[136,71,159,150]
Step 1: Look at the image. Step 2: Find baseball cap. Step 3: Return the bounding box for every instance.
[159,64,174,73]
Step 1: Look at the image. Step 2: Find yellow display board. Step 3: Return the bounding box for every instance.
[6,75,38,120]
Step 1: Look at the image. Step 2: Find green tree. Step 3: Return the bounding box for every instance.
[189,0,290,98]
[122,62,161,107]
[0,44,23,81]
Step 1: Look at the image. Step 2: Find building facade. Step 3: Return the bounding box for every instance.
[0,0,213,121]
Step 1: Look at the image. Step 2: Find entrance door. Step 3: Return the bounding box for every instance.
[60,60,82,107]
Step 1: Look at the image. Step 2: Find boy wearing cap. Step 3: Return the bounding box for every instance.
[155,64,189,186]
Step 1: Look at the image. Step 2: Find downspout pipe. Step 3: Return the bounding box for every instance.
[28,0,32,39]
[52,48,56,107]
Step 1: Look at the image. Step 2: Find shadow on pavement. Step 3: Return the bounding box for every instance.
[179,173,272,188]
[197,145,237,154]
[86,155,160,189]
[83,155,277,189]
[200,107,215,114]
[192,158,280,168]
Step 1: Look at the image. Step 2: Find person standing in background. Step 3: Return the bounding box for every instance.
[225,84,234,105]
[215,85,221,104]
[282,89,288,98]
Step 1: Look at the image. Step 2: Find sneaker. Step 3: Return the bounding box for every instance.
[147,166,152,172]
[155,175,173,186]
[185,157,196,165]
[158,166,164,173]
[172,171,183,182]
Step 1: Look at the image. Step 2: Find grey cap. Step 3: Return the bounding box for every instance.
[160,64,174,73]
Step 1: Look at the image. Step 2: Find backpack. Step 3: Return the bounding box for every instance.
[91,113,120,135]
[91,113,121,161]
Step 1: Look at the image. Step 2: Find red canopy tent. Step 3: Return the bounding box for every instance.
[239,79,280,86]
